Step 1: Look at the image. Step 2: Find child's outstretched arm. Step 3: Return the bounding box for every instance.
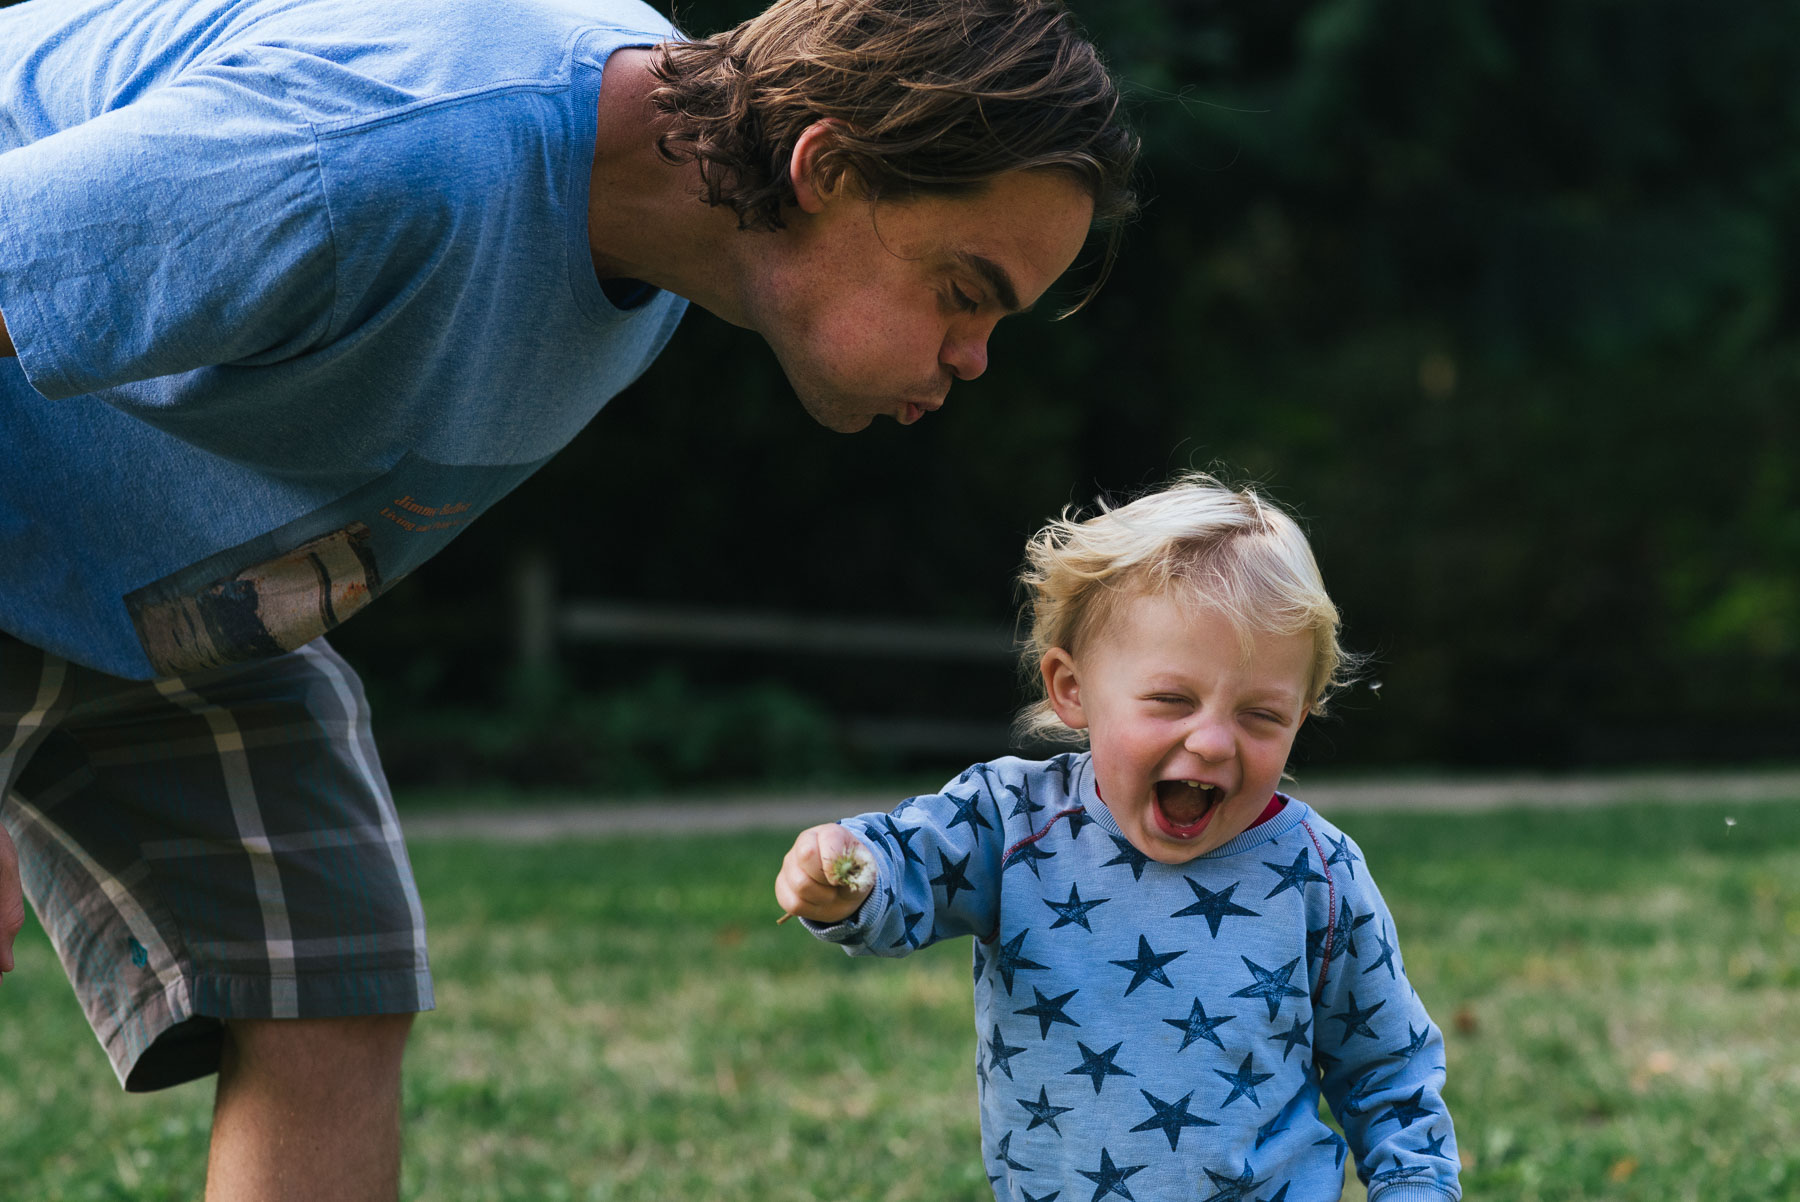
[775,823,876,925]
[775,765,1017,955]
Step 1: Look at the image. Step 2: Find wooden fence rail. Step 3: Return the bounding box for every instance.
[511,551,1025,756]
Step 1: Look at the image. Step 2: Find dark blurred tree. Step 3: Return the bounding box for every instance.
[18,0,1767,774]
[1092,0,1800,764]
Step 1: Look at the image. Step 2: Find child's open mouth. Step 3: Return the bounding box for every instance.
[1152,779,1222,840]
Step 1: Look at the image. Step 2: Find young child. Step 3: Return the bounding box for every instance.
[775,475,1462,1202]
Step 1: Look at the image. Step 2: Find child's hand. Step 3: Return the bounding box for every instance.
[775,824,876,925]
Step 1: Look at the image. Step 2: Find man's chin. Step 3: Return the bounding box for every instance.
[794,390,877,434]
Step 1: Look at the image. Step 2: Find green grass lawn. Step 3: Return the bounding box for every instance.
[4,797,1799,1200]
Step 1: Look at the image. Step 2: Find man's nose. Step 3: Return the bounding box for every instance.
[941,328,990,381]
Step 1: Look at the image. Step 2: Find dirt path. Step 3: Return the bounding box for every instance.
[398,768,1800,842]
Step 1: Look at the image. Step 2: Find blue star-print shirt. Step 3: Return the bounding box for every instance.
[806,753,1462,1202]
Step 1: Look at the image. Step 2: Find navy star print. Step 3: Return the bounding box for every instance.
[993,1131,1033,1172]
[1005,840,1057,878]
[1230,955,1307,1020]
[888,908,925,950]
[1338,1067,1392,1118]
[1016,987,1081,1039]
[1331,991,1387,1042]
[948,789,994,834]
[1362,923,1399,979]
[930,850,975,906]
[1171,878,1261,937]
[1214,1053,1274,1108]
[1199,1160,1268,1202]
[1101,835,1150,880]
[1005,780,1045,820]
[1371,1165,1436,1187]
[1336,900,1376,958]
[1323,831,1361,879]
[1017,1085,1075,1134]
[1261,849,1326,899]
[1109,935,1185,996]
[987,1024,1029,1081]
[1269,1016,1311,1061]
[1309,899,1373,964]
[1066,1041,1134,1094]
[1045,883,1110,931]
[1379,1087,1435,1130]
[1163,998,1236,1052]
[812,760,1460,1202]
[1389,1022,1433,1060]
[882,816,924,866]
[1128,1089,1217,1150]
[1076,1148,1144,1202]
[994,929,1050,995]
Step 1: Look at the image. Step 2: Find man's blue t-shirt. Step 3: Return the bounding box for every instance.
[0,0,688,679]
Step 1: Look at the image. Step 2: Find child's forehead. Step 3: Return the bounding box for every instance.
[1108,586,1302,651]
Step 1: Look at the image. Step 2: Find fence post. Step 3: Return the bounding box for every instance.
[511,548,559,708]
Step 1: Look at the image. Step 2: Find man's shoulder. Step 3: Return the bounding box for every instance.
[266,0,670,117]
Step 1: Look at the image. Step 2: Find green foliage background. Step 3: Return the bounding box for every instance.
[330,0,1798,778]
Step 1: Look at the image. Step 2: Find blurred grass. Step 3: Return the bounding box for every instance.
[3,796,1799,1199]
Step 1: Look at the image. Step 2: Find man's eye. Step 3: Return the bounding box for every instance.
[951,286,981,313]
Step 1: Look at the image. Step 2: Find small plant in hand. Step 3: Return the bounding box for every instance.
[825,843,875,892]
[776,828,874,923]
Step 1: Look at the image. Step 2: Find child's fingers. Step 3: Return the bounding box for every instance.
[775,826,837,912]
[775,824,872,922]
[813,826,876,892]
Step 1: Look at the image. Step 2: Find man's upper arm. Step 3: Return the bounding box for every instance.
[0,306,14,357]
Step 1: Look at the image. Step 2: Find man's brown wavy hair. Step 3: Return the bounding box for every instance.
[649,0,1139,311]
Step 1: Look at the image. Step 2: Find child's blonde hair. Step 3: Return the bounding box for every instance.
[1016,473,1351,744]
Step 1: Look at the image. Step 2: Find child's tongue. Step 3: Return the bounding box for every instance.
[1156,780,1215,829]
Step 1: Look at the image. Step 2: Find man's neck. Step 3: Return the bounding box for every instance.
[586,47,766,328]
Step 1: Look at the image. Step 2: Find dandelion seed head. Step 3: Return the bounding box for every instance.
[826,843,875,893]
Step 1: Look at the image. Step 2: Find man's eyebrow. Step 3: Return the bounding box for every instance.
[958,252,1026,314]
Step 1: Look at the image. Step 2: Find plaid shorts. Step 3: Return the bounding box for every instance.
[0,632,433,1092]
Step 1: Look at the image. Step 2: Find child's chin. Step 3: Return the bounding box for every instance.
[1132,821,1220,865]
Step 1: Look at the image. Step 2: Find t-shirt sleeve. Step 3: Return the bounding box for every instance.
[0,57,336,400]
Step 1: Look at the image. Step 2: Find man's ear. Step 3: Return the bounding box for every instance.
[1041,648,1088,730]
[788,119,855,214]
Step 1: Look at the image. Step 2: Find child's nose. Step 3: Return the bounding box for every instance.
[1183,716,1234,762]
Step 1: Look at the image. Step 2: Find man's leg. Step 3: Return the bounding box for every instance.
[207,1013,415,1202]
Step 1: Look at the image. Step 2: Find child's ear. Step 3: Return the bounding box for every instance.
[1040,648,1088,730]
